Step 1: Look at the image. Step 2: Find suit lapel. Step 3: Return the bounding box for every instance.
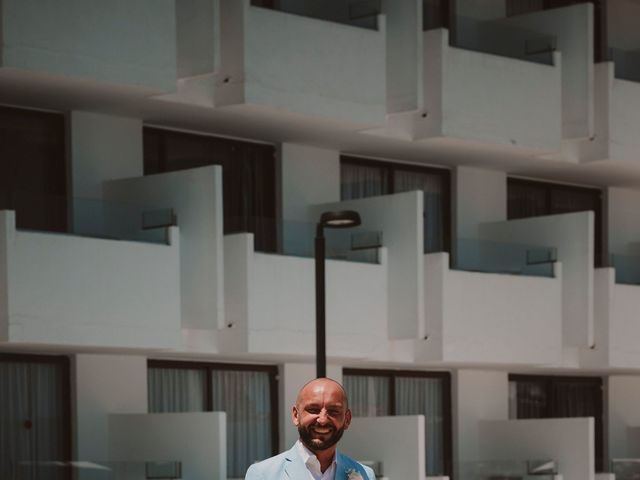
[283,445,308,479]
[335,451,348,480]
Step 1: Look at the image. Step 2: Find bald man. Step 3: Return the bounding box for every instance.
[245,378,375,480]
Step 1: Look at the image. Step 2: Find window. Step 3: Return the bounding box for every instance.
[344,369,452,477]
[509,375,604,472]
[0,354,71,480]
[507,178,604,266]
[148,361,278,478]
[143,127,277,252]
[0,105,67,232]
[341,156,451,253]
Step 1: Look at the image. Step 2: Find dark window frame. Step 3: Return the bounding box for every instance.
[509,374,604,472]
[344,368,453,477]
[507,177,604,267]
[147,359,280,457]
[340,156,452,254]
[0,352,72,476]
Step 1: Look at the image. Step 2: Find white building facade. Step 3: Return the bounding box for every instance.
[2,1,640,479]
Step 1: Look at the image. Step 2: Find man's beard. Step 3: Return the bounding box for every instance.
[298,424,345,452]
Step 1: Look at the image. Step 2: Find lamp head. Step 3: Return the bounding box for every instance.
[319,210,361,229]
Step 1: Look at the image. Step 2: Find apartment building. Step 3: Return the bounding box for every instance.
[2,0,640,479]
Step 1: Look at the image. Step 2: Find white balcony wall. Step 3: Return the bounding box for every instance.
[103,165,225,330]
[501,3,594,139]
[586,268,640,369]
[176,0,216,78]
[424,253,562,365]
[0,0,177,91]
[0,211,180,348]
[310,191,424,340]
[341,416,426,480]
[75,354,147,462]
[242,1,387,124]
[478,212,594,350]
[223,233,387,358]
[423,29,561,150]
[610,76,640,162]
[479,418,595,480]
[109,412,226,480]
[607,187,640,254]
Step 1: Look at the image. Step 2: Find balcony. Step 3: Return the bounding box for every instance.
[584,266,640,369]
[423,251,562,365]
[218,220,387,358]
[418,26,561,150]
[0,209,181,349]
[0,0,177,92]
[168,0,387,125]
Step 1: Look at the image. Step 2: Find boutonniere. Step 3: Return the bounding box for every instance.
[346,468,364,480]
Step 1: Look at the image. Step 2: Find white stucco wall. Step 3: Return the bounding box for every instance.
[381,0,422,113]
[426,28,561,149]
[109,412,226,480]
[75,354,148,461]
[0,211,181,348]
[70,112,143,200]
[609,283,640,368]
[454,370,509,466]
[454,167,506,239]
[478,418,595,480]
[608,375,640,458]
[176,0,216,78]
[502,3,594,139]
[280,143,340,224]
[103,166,224,330]
[0,0,177,91]
[424,252,562,365]
[478,211,594,349]
[341,415,426,480]
[311,191,423,340]
[609,79,640,163]
[243,1,386,124]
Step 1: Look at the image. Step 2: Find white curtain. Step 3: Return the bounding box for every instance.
[211,370,272,478]
[395,377,445,476]
[0,360,66,480]
[340,162,388,200]
[344,375,390,417]
[148,367,206,413]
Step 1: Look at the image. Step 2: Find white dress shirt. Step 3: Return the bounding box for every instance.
[296,440,337,480]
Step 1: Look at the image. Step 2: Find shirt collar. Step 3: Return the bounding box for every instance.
[296,440,337,474]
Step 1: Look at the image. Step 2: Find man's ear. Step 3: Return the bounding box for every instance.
[343,408,352,430]
[292,405,300,427]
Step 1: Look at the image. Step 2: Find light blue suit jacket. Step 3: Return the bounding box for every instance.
[244,444,376,480]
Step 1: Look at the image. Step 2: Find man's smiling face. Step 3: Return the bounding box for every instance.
[292,378,352,452]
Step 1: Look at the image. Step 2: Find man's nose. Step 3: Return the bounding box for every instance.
[316,410,330,424]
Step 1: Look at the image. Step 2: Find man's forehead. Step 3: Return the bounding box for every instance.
[297,379,347,404]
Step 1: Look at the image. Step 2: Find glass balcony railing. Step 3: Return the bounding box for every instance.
[458,459,558,480]
[454,238,557,277]
[609,253,640,285]
[1,190,175,245]
[8,460,182,480]
[423,10,556,65]
[250,0,381,30]
[609,458,640,480]
[226,216,383,264]
[608,47,640,83]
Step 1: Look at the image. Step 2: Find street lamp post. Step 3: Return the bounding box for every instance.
[315,210,361,378]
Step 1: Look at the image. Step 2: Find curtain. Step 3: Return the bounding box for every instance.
[148,367,206,413]
[507,181,548,219]
[344,375,390,417]
[395,377,445,476]
[340,162,388,200]
[211,370,272,478]
[394,169,446,253]
[513,379,548,418]
[0,361,66,480]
